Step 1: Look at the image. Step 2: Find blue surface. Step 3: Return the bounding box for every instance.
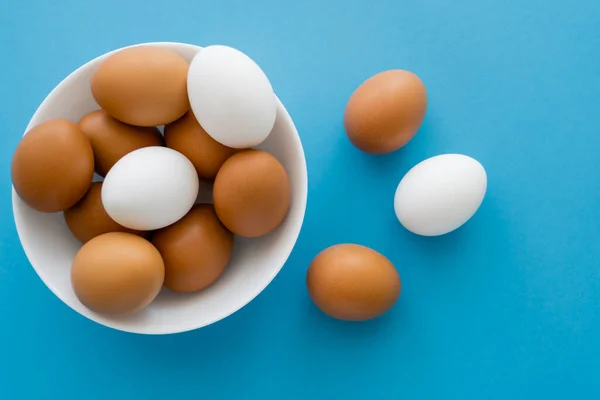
[2,0,600,398]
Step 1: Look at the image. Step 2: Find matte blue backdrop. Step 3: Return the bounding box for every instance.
[2,0,600,398]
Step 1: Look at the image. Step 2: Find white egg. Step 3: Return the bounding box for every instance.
[187,45,277,148]
[394,154,487,236]
[102,147,199,231]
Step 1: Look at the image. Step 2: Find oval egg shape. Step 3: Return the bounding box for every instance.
[12,119,94,213]
[71,232,165,315]
[344,70,427,154]
[213,149,290,238]
[102,147,199,231]
[91,46,190,126]
[187,45,277,148]
[307,244,401,321]
[394,154,487,236]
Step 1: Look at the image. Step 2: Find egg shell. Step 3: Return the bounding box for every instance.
[344,70,427,154]
[11,119,94,212]
[394,154,487,236]
[213,149,290,238]
[64,182,148,243]
[71,232,165,315]
[306,244,401,321]
[152,204,234,293]
[101,146,199,231]
[78,110,163,177]
[187,45,277,148]
[91,46,190,126]
[164,111,238,179]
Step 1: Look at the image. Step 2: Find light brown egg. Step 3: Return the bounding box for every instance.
[12,119,94,212]
[213,150,290,238]
[71,232,165,315]
[306,244,401,321]
[152,204,234,293]
[344,70,427,154]
[64,182,148,243]
[164,112,238,180]
[91,46,190,126]
[78,110,163,177]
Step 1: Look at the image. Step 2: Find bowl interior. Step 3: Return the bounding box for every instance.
[12,42,308,334]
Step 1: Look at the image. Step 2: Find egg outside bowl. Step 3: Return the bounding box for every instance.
[12,42,308,335]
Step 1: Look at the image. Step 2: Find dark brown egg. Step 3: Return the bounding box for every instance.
[64,182,148,243]
[164,112,238,179]
[152,204,233,293]
[306,244,401,321]
[213,150,290,238]
[91,46,190,126]
[71,232,165,315]
[344,70,427,154]
[78,110,163,177]
[12,119,94,212]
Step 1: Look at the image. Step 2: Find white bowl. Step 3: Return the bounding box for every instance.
[12,42,308,334]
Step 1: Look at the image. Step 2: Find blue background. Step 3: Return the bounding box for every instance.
[2,0,600,398]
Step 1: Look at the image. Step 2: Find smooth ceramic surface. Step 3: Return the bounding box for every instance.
[12,42,308,334]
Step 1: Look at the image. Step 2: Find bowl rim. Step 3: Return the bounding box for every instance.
[12,41,308,334]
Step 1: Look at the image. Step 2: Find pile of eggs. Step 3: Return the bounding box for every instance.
[12,42,488,327]
[12,45,290,315]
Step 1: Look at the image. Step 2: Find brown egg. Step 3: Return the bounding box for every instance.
[64,182,148,243]
[78,110,163,177]
[12,119,94,212]
[213,150,290,238]
[306,244,401,321]
[164,112,238,179]
[344,70,427,154]
[152,204,233,293]
[71,232,165,315]
[91,46,190,126]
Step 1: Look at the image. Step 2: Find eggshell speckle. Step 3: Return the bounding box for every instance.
[187,45,277,148]
[394,154,487,236]
[307,244,401,321]
[102,146,199,231]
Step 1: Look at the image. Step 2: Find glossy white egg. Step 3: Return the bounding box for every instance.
[394,154,487,236]
[102,147,199,230]
[187,45,277,148]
